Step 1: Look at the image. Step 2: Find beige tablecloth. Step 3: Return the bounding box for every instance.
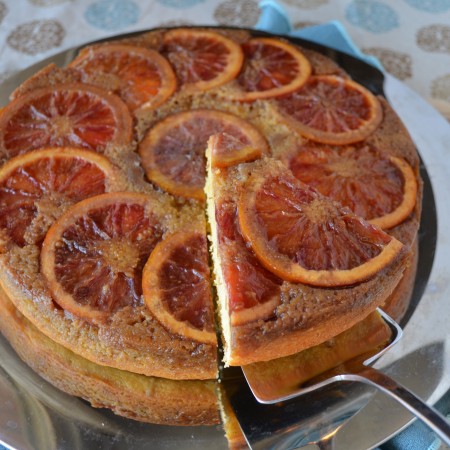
[0,0,449,118]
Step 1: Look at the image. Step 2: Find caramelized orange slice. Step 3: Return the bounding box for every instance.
[69,44,177,111]
[288,143,418,229]
[139,109,268,201]
[276,75,383,145]
[209,130,269,169]
[0,148,120,247]
[142,231,216,345]
[231,37,311,102]
[215,201,282,326]
[41,192,165,324]
[161,29,243,92]
[237,163,403,287]
[0,83,133,161]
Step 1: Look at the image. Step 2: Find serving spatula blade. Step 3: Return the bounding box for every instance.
[242,309,401,404]
[223,309,450,448]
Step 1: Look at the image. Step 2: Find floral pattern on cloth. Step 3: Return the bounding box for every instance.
[345,0,399,33]
[84,0,140,30]
[0,1,449,108]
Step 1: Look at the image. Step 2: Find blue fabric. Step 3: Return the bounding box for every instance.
[256,0,384,71]
[255,1,450,449]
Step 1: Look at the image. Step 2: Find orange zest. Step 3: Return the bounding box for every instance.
[288,143,418,229]
[275,75,383,145]
[41,192,165,324]
[237,164,403,287]
[0,83,133,161]
[231,37,311,102]
[69,44,177,112]
[142,231,217,345]
[139,109,268,201]
[161,29,243,92]
[0,147,120,247]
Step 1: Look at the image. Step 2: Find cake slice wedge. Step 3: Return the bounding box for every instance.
[206,138,407,367]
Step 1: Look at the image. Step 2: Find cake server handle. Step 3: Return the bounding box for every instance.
[344,366,450,446]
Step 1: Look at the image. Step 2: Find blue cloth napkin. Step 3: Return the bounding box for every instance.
[256,0,383,71]
[255,2,450,449]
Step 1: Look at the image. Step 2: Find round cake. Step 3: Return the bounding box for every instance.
[0,27,421,428]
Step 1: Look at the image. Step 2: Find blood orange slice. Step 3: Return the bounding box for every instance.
[288,143,418,229]
[139,109,268,201]
[0,83,133,162]
[231,37,311,102]
[237,162,403,287]
[161,29,243,92]
[0,148,120,247]
[69,44,177,112]
[142,231,216,345]
[275,75,383,145]
[215,201,282,326]
[41,192,165,324]
[208,130,268,169]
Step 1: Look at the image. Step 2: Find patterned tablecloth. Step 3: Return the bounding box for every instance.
[0,0,450,118]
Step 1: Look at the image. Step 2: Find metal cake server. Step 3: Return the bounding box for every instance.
[223,309,450,449]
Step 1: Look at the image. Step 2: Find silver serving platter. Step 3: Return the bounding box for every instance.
[0,28,449,450]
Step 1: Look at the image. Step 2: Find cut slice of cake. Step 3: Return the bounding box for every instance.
[206,140,408,366]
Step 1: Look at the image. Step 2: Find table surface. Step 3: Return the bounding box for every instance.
[0,0,450,120]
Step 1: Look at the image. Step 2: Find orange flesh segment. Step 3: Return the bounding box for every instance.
[209,131,268,168]
[0,84,133,160]
[215,200,282,325]
[276,75,383,145]
[70,44,177,111]
[41,193,164,324]
[161,29,244,92]
[139,110,268,201]
[0,148,115,247]
[142,231,217,345]
[288,144,417,229]
[238,166,403,287]
[232,37,311,102]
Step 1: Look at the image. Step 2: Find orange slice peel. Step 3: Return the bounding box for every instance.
[69,44,177,111]
[142,231,217,345]
[0,83,133,161]
[139,109,268,201]
[41,192,165,324]
[208,130,269,169]
[161,29,244,93]
[237,164,403,287]
[288,144,418,229]
[369,156,418,229]
[0,147,119,247]
[276,75,383,145]
[231,37,312,102]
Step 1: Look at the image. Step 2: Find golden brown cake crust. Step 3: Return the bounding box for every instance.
[0,28,368,381]
[0,230,218,380]
[0,45,219,381]
[0,285,220,426]
[382,238,419,322]
[0,26,422,394]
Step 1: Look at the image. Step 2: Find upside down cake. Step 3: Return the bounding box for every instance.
[0,27,421,430]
